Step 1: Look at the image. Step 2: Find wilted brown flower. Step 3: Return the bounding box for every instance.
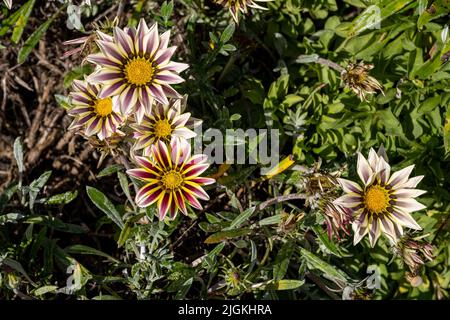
[85,131,126,167]
[393,236,435,287]
[341,61,384,101]
[322,201,353,241]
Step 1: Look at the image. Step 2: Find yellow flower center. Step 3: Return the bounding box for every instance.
[124,58,153,86]
[162,170,183,190]
[154,119,173,138]
[94,97,113,117]
[364,185,390,214]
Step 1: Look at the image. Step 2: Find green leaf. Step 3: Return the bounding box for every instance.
[34,285,58,296]
[11,0,36,43]
[28,171,52,209]
[63,64,93,88]
[24,215,87,234]
[65,244,121,264]
[228,207,255,229]
[0,213,24,225]
[17,7,61,64]
[300,248,348,283]
[258,214,284,226]
[418,96,440,114]
[45,190,78,205]
[0,183,19,213]
[345,0,415,37]
[0,2,27,36]
[252,279,304,291]
[54,94,71,110]
[117,172,134,207]
[1,258,37,286]
[13,137,24,173]
[86,186,124,229]
[273,242,294,280]
[160,0,174,24]
[204,228,251,244]
[220,23,235,43]
[97,165,123,178]
[117,222,132,248]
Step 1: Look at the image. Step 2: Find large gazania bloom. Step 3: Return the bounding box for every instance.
[130,98,197,155]
[68,80,124,140]
[215,0,273,23]
[127,140,215,220]
[334,148,426,247]
[87,19,188,122]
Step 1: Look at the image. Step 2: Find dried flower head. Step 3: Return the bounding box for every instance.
[214,0,272,23]
[321,201,353,241]
[341,61,384,101]
[393,236,435,286]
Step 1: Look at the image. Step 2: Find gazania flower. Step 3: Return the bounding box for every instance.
[68,80,124,140]
[127,140,215,220]
[334,147,427,247]
[341,61,383,101]
[130,98,198,155]
[215,0,273,23]
[86,19,188,122]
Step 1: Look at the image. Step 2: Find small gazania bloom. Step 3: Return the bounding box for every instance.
[68,80,124,140]
[87,19,188,122]
[334,147,427,247]
[130,98,198,155]
[341,61,384,101]
[215,0,273,23]
[127,140,215,220]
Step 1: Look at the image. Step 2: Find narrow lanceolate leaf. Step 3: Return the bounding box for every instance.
[300,248,348,283]
[117,222,133,248]
[117,172,134,207]
[86,186,124,229]
[204,228,251,244]
[345,0,415,36]
[312,226,348,258]
[54,94,71,110]
[45,190,78,205]
[65,245,121,264]
[220,23,235,43]
[34,285,58,296]
[0,213,24,225]
[251,279,304,291]
[445,105,450,153]
[13,137,24,173]
[0,183,19,213]
[1,258,37,286]
[28,171,52,209]
[97,165,124,178]
[227,207,255,229]
[17,5,63,64]
[11,0,36,43]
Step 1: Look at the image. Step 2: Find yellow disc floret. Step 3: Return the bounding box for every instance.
[162,170,183,190]
[94,97,113,117]
[364,185,390,214]
[125,58,153,86]
[154,119,173,138]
